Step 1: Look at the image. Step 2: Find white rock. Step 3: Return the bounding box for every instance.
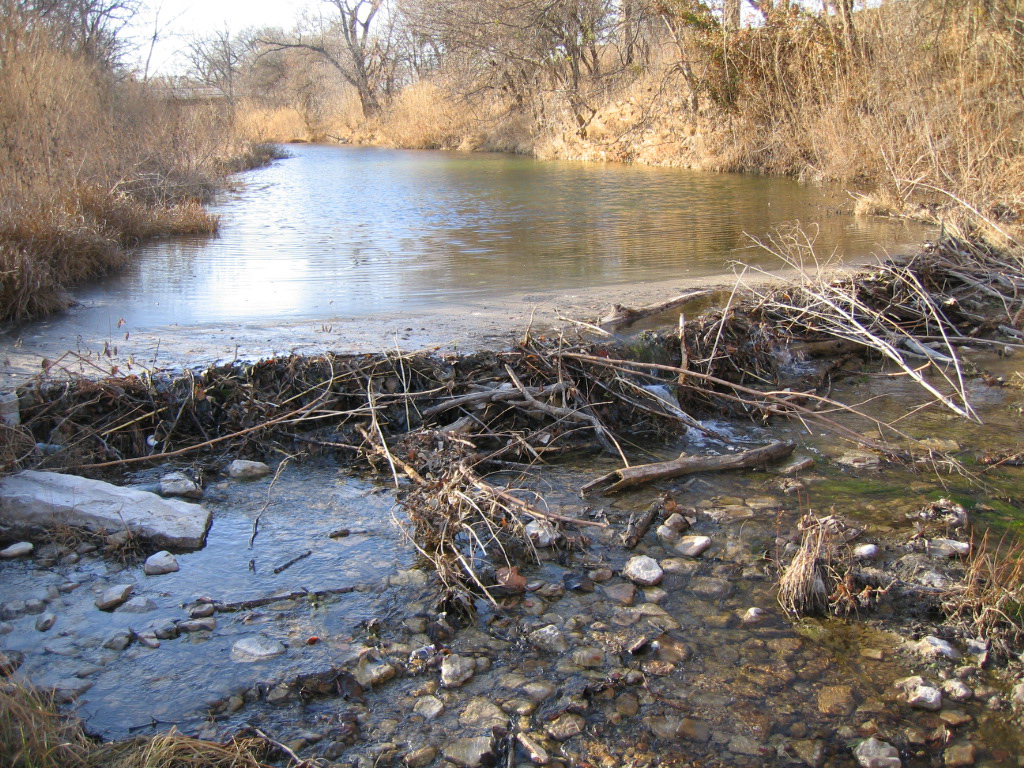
[913,635,961,660]
[0,471,211,549]
[854,736,901,768]
[907,684,942,711]
[623,555,664,586]
[741,607,767,624]
[227,460,271,479]
[656,524,680,545]
[674,535,712,558]
[144,551,180,575]
[96,584,134,611]
[930,538,971,557]
[0,541,33,559]
[441,654,476,687]
[159,471,203,499]
[524,519,560,548]
[232,635,286,661]
[664,512,690,533]
[853,543,879,560]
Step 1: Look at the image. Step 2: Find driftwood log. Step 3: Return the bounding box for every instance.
[600,289,715,331]
[582,440,796,495]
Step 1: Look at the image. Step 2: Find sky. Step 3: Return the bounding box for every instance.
[124,0,318,76]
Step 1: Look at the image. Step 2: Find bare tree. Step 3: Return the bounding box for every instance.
[185,27,250,106]
[257,0,397,117]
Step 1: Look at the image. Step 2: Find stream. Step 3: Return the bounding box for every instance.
[2,147,1021,767]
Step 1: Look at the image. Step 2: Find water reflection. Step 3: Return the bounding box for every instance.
[48,146,929,331]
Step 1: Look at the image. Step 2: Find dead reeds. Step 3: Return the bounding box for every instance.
[942,531,1024,656]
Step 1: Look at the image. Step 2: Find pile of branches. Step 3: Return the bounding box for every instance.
[5,232,1020,601]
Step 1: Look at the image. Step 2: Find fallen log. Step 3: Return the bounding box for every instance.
[581,440,796,495]
[621,496,666,549]
[600,290,716,331]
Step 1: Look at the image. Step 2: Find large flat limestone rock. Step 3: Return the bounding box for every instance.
[0,470,211,550]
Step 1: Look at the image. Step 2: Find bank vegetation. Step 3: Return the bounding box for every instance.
[0,0,278,323]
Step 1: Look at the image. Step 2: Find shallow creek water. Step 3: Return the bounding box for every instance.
[2,353,1024,767]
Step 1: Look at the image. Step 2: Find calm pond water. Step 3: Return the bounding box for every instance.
[33,145,926,333]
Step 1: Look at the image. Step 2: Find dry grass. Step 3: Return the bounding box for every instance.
[942,531,1024,655]
[778,514,841,616]
[0,680,272,768]
[0,681,92,768]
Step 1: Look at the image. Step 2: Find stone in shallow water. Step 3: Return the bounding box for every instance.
[545,712,585,741]
[622,555,663,586]
[441,654,476,687]
[144,551,179,575]
[527,624,568,653]
[96,584,134,611]
[853,737,901,768]
[943,742,976,767]
[674,535,712,558]
[0,541,33,558]
[413,695,444,719]
[524,519,560,547]
[913,635,961,660]
[227,460,271,479]
[160,471,203,499]
[442,736,495,768]
[0,470,211,549]
[117,596,157,614]
[232,635,286,661]
[459,697,507,729]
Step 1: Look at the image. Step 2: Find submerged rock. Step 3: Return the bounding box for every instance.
[853,736,901,768]
[441,654,476,687]
[442,736,495,767]
[0,470,211,549]
[232,635,286,661]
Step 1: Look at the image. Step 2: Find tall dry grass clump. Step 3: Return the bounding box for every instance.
[0,1,270,323]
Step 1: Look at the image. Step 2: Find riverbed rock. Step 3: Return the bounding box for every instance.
[525,519,560,547]
[817,685,856,716]
[118,596,157,613]
[0,541,33,559]
[404,746,438,768]
[442,736,495,767]
[546,712,585,741]
[0,470,211,549]
[943,742,976,767]
[929,538,971,557]
[96,584,134,611]
[413,695,445,719]
[942,679,973,702]
[602,581,636,605]
[103,631,133,651]
[355,661,396,688]
[853,543,880,560]
[160,471,203,499]
[913,636,961,660]
[527,624,569,653]
[1012,682,1024,708]
[0,391,20,427]
[227,460,271,479]
[517,732,549,765]
[674,535,712,558]
[35,612,56,631]
[441,653,476,687]
[232,635,286,661]
[144,551,180,575]
[623,555,663,586]
[459,697,507,728]
[853,736,901,768]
